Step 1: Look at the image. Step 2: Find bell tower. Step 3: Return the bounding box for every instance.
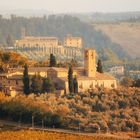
[84,49,96,77]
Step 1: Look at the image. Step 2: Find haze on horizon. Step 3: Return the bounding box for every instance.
[0,0,140,13]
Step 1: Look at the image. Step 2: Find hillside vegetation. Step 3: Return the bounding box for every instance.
[0,87,140,133]
[0,15,127,60]
[94,22,140,59]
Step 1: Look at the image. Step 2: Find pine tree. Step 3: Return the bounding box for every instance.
[50,53,56,67]
[97,59,103,73]
[23,64,30,95]
[68,65,73,93]
[73,76,78,93]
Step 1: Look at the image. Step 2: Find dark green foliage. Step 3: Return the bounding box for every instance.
[134,78,140,87]
[31,74,42,94]
[42,78,55,93]
[68,65,73,93]
[97,59,103,73]
[23,64,30,95]
[1,52,11,63]
[73,76,78,93]
[51,114,62,128]
[49,53,56,67]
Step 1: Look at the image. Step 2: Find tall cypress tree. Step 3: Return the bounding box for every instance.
[97,59,103,73]
[50,53,56,67]
[68,65,73,93]
[23,64,30,95]
[73,76,78,93]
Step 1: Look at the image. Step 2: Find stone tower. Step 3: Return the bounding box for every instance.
[84,49,96,77]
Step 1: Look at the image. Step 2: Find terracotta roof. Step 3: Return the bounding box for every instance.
[9,67,49,73]
[7,75,23,80]
[48,67,68,72]
[95,72,116,80]
[59,72,115,82]
[23,36,58,40]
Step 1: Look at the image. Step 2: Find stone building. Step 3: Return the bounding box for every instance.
[109,66,124,75]
[0,49,117,96]
[15,35,83,59]
[64,34,82,48]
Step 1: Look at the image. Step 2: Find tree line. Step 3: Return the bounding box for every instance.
[0,14,127,60]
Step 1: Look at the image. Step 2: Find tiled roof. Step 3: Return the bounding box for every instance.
[59,72,115,82]
[48,67,68,72]
[9,67,49,73]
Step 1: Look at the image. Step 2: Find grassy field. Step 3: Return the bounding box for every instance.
[94,22,140,59]
[0,130,135,140]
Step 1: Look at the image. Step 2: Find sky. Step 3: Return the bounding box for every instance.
[0,0,140,13]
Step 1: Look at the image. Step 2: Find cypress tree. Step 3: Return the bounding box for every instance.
[97,59,103,73]
[23,64,30,95]
[73,76,78,93]
[68,65,73,93]
[50,53,56,67]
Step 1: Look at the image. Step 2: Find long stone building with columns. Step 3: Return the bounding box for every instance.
[0,49,117,96]
[15,35,83,60]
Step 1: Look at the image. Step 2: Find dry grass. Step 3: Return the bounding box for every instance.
[94,22,140,58]
[0,130,133,140]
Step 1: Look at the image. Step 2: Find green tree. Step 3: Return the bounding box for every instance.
[2,53,11,63]
[97,59,103,73]
[31,74,42,94]
[73,76,78,93]
[50,53,56,67]
[42,77,55,93]
[23,64,30,95]
[68,65,73,93]
[134,78,140,87]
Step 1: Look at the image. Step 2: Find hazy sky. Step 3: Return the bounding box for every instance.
[0,0,140,13]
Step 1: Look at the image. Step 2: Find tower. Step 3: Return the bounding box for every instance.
[84,49,96,77]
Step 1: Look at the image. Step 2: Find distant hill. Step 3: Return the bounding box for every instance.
[1,10,140,22]
[94,22,140,59]
[0,15,128,61]
[72,11,140,23]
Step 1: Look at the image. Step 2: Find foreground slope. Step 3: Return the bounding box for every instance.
[0,130,134,140]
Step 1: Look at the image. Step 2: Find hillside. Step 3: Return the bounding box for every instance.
[94,22,140,59]
[0,15,127,60]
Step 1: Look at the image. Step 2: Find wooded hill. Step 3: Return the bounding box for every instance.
[0,15,127,61]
